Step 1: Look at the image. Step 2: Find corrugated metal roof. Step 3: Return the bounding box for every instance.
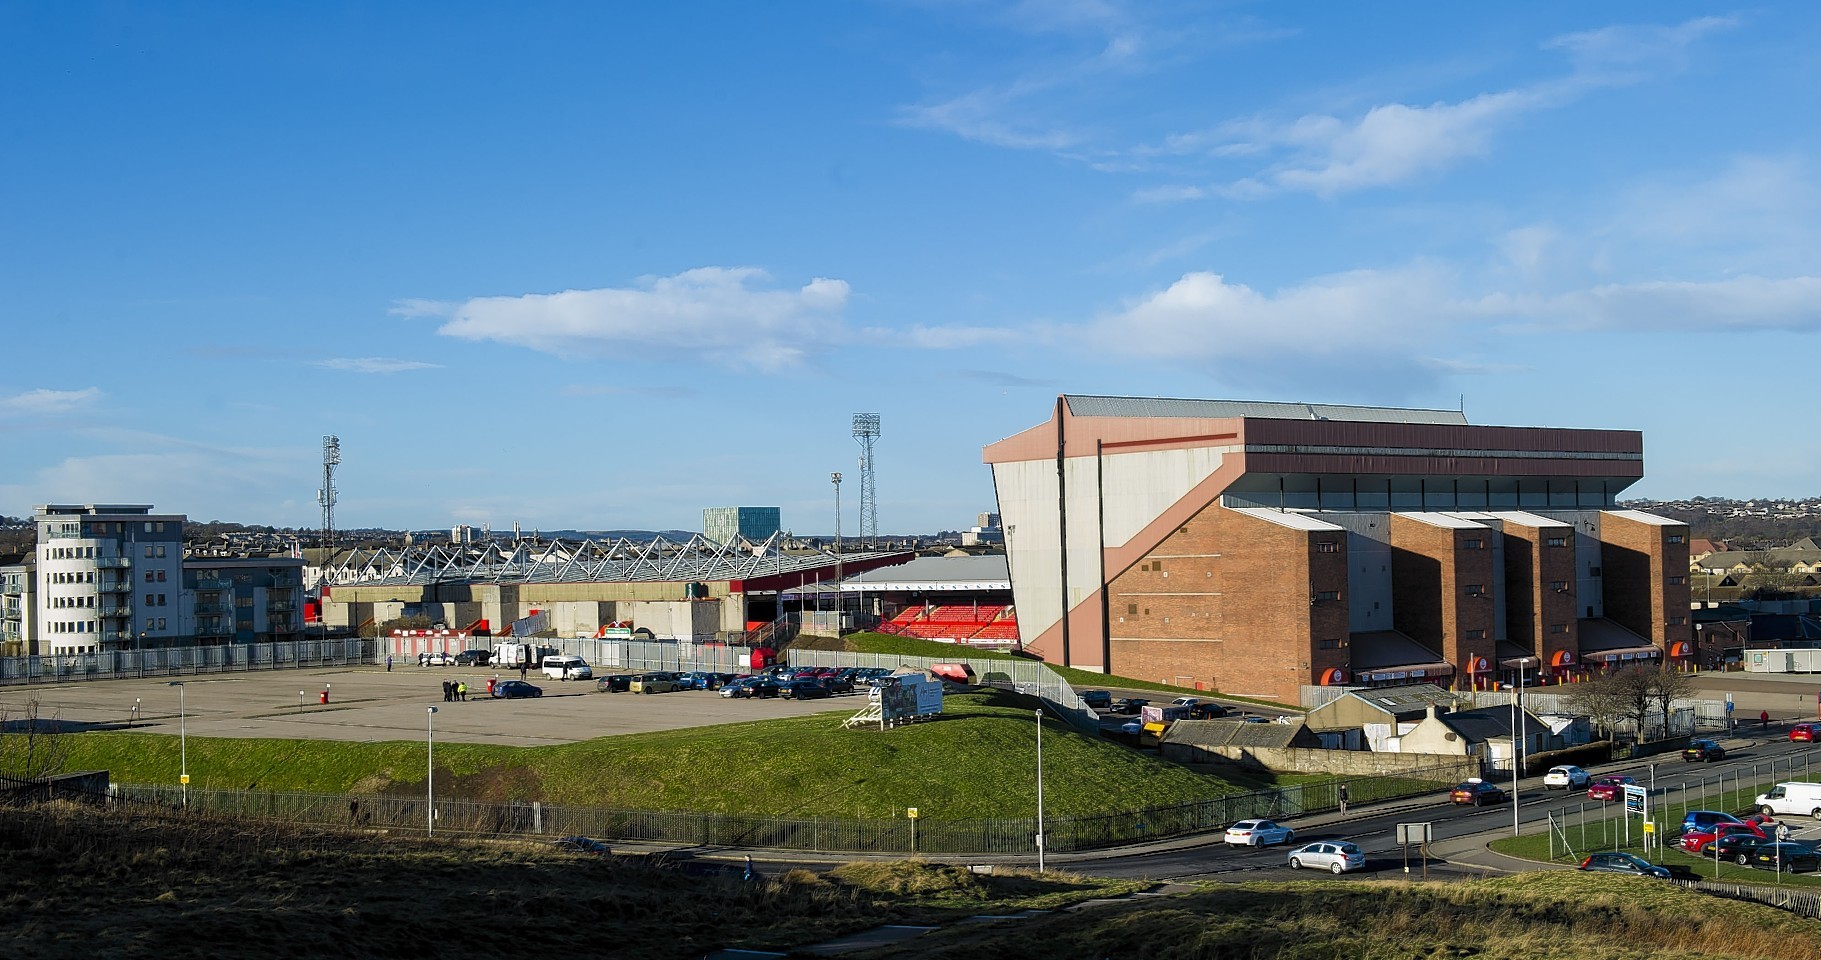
[1402,512,1488,530]
[1605,509,1682,526]
[1064,395,1469,425]
[846,554,1010,589]
[1229,507,1346,531]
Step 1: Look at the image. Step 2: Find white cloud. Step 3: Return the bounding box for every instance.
[313,357,443,374]
[1482,276,1821,333]
[409,267,852,371]
[1546,15,1738,80]
[0,387,102,416]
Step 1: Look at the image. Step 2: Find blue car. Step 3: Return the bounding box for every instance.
[493,680,543,699]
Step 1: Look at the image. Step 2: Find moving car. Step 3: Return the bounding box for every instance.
[1223,819,1295,847]
[492,680,543,699]
[630,672,683,694]
[1450,779,1507,806]
[1587,775,1638,802]
[1543,765,1591,790]
[1791,723,1817,743]
[1578,852,1671,879]
[1080,690,1113,710]
[541,655,593,681]
[1682,738,1727,762]
[1286,841,1364,874]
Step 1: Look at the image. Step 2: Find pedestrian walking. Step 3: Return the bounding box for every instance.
[1761,709,1771,729]
[1338,784,1349,815]
[386,655,393,673]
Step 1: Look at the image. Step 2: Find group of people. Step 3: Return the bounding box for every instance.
[442,680,469,702]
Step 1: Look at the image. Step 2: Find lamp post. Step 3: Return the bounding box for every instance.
[1510,657,1534,837]
[168,680,187,806]
[831,472,843,629]
[1035,708,1046,872]
[427,706,438,836]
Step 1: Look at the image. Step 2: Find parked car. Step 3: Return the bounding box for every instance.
[1578,852,1671,879]
[1450,779,1507,806]
[1791,723,1817,743]
[1171,697,1203,707]
[596,674,633,693]
[740,678,784,699]
[1080,690,1113,710]
[554,836,610,855]
[821,674,855,695]
[1224,819,1295,847]
[1587,776,1638,802]
[1710,833,1767,862]
[1286,841,1365,874]
[630,672,683,694]
[492,680,543,699]
[453,649,492,667]
[1188,702,1229,719]
[1543,765,1591,790]
[541,655,593,681]
[1756,782,1821,820]
[1110,698,1149,715]
[1680,821,1767,854]
[1682,739,1727,762]
[1740,841,1821,872]
[719,677,760,698]
[1680,810,1745,835]
[424,651,454,667]
[781,679,832,700]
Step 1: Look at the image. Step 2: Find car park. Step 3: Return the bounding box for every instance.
[1740,841,1821,872]
[630,672,683,694]
[1450,779,1507,806]
[1543,765,1591,790]
[1578,852,1671,879]
[1679,821,1767,854]
[1588,776,1638,802]
[492,680,543,699]
[541,655,593,681]
[1286,841,1364,874]
[1080,690,1113,710]
[1224,819,1294,847]
[596,674,633,693]
[1792,723,1817,743]
[1682,739,1727,762]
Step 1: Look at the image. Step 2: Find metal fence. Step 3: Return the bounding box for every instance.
[112,759,1466,855]
[0,638,374,687]
[1675,880,1821,920]
[534,637,757,674]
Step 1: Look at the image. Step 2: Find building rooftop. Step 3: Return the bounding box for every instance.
[1062,395,1471,425]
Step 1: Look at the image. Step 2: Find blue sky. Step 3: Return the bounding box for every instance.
[3,2,1818,534]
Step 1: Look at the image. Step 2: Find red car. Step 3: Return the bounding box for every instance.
[1791,723,1817,743]
[1587,775,1638,802]
[1680,821,1768,854]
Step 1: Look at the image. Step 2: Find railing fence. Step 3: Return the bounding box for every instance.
[0,639,373,687]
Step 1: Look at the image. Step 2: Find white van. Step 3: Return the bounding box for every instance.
[541,655,593,681]
[1754,782,1821,820]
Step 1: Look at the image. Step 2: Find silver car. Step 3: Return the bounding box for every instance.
[1544,765,1591,790]
[1287,841,1365,874]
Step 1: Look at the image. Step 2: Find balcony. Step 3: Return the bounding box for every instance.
[99,580,133,594]
[96,557,132,569]
[268,600,295,614]
[198,621,234,636]
[194,578,232,592]
[195,602,229,615]
[1,582,21,596]
[99,604,132,618]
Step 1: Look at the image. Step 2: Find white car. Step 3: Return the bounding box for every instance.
[541,655,593,681]
[1224,819,1295,847]
[1287,841,1365,874]
[423,651,454,667]
[1171,696,1202,707]
[1543,765,1591,790]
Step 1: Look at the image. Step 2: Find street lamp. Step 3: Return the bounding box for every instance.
[831,472,844,628]
[427,706,438,836]
[167,680,188,806]
[1510,657,1534,837]
[1035,708,1046,872]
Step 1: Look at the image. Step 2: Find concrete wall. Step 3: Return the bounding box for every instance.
[1162,743,1481,781]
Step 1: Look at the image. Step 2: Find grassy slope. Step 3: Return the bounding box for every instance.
[847,872,1819,960]
[0,806,1149,960]
[838,632,1302,711]
[54,690,1251,817]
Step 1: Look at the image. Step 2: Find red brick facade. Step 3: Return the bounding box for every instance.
[1500,520,1580,674]
[1389,516,1497,684]
[1600,513,1694,655]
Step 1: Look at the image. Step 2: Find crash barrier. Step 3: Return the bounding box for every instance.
[1675,880,1821,920]
[112,759,1465,854]
[782,649,1100,733]
[0,639,374,687]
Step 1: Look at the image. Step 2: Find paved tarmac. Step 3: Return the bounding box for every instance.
[0,664,869,746]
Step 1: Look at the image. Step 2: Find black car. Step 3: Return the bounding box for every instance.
[780,679,832,700]
[1741,841,1821,872]
[1578,852,1671,879]
[1711,833,1766,861]
[1188,702,1229,719]
[493,680,543,699]
[454,649,493,667]
[1110,698,1149,715]
[596,674,633,693]
[1682,739,1727,763]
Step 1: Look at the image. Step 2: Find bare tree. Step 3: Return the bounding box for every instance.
[0,698,71,781]
[1606,665,1658,740]
[1649,666,1697,738]
[1563,675,1627,742]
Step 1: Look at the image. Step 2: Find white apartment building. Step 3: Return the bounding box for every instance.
[35,504,186,654]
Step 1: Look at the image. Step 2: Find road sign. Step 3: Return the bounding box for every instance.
[906,807,919,820]
[1396,822,1433,844]
[1623,784,1648,815]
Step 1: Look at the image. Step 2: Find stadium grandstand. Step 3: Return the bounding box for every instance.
[842,555,1018,646]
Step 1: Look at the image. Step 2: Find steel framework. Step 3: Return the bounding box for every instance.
[852,412,879,547]
[317,436,340,560]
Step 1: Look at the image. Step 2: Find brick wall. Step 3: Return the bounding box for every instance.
[1601,513,1693,651]
[1106,505,1347,703]
[1501,521,1580,674]
[1390,516,1497,688]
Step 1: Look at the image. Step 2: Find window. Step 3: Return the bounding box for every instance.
[143,546,153,558]
[156,594,166,607]
[156,617,166,630]
[143,522,152,533]
[1462,538,1483,549]
[1465,584,1485,597]
[156,545,166,558]
[1588,565,1602,577]
[1669,616,1687,626]
[145,594,154,606]
[1313,590,1340,601]
[145,571,154,583]
[1551,623,1569,634]
[155,570,165,582]
[1545,536,1567,547]
[1318,638,1340,649]
[1316,541,1340,553]
[1668,575,1685,585]
[1667,534,1685,545]
[1465,628,1485,640]
[1127,603,1138,615]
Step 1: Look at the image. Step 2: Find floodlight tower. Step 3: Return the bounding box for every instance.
[317,435,340,572]
[852,413,880,548]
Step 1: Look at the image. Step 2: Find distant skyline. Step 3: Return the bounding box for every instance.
[4,3,1819,533]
